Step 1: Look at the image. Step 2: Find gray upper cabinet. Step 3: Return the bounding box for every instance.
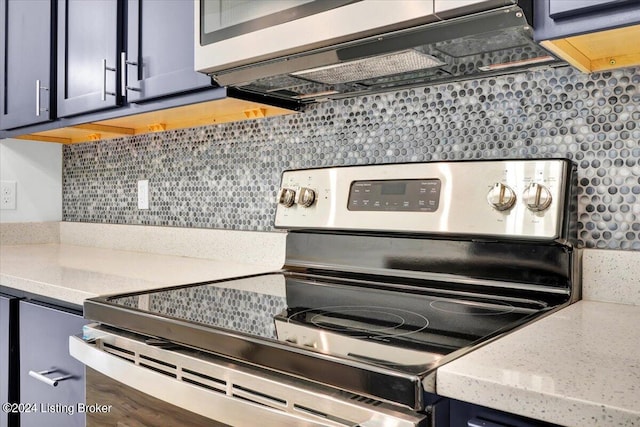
[19,301,88,427]
[57,0,123,117]
[548,0,633,19]
[124,0,212,103]
[535,0,640,41]
[0,0,54,130]
[1,0,222,137]
[57,0,211,116]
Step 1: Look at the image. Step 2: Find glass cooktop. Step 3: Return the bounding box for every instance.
[105,271,548,370]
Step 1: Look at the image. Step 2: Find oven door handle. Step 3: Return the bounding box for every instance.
[69,335,412,427]
[68,336,335,427]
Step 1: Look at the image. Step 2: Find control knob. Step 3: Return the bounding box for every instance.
[277,187,296,207]
[523,182,552,212]
[486,183,516,211]
[296,187,316,208]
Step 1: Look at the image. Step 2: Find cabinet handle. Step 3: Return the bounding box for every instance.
[35,80,48,117]
[28,369,72,387]
[120,52,141,96]
[120,52,126,97]
[467,418,508,427]
[102,59,117,101]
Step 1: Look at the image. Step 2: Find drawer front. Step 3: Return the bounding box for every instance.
[19,301,88,427]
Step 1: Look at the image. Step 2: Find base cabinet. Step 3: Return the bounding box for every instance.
[18,301,88,427]
[449,400,561,427]
[1,295,19,427]
[1,296,9,427]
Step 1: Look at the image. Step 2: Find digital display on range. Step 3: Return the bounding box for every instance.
[380,182,407,195]
[348,179,441,212]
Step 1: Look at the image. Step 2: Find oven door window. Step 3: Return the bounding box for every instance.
[200,0,358,45]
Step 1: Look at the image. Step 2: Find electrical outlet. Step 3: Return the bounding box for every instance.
[138,180,149,210]
[1,181,17,210]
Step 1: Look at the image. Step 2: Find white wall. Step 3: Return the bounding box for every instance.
[0,138,62,223]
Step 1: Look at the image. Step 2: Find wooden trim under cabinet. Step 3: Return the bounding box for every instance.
[541,24,640,73]
[15,97,297,144]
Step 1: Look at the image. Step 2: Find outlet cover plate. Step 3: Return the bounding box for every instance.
[138,180,149,210]
[1,181,17,210]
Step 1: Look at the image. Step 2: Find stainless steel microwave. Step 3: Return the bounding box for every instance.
[195,0,441,74]
[194,1,559,103]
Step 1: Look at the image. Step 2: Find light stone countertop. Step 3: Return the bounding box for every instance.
[0,243,279,307]
[3,223,640,426]
[0,222,286,307]
[436,300,640,427]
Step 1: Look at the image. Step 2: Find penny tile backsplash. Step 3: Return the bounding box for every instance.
[63,65,640,250]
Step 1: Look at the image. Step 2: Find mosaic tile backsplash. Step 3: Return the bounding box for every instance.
[63,65,640,250]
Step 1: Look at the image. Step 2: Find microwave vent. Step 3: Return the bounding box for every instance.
[291,49,446,85]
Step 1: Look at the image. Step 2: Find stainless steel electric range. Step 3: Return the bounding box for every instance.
[70,159,579,427]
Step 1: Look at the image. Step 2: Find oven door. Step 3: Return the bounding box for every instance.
[69,325,428,427]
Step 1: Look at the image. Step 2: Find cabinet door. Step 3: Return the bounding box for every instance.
[19,301,88,427]
[549,0,632,19]
[57,0,123,117]
[535,0,640,41]
[1,296,10,427]
[0,0,53,130]
[450,400,561,427]
[1,295,19,427]
[124,0,211,103]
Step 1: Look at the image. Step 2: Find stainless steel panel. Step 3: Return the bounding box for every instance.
[433,0,512,18]
[275,319,444,366]
[283,233,576,298]
[275,159,573,242]
[195,0,437,73]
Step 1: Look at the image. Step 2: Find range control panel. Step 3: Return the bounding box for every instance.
[274,160,574,241]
